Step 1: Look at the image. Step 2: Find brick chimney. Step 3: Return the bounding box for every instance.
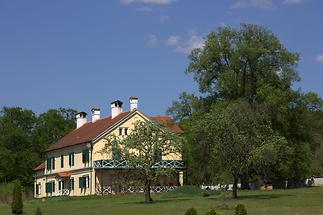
[76,112,87,128]
[111,100,123,118]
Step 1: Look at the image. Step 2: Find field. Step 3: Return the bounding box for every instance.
[1,186,323,215]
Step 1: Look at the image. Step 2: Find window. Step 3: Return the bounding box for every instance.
[68,178,74,190]
[119,128,122,136]
[82,149,89,163]
[58,181,62,190]
[61,155,64,168]
[46,158,51,170]
[79,176,89,189]
[45,181,55,193]
[46,157,55,170]
[35,183,41,195]
[124,128,128,135]
[69,152,74,166]
[52,157,55,170]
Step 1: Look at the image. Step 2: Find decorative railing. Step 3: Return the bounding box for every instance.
[93,160,186,169]
[96,186,178,195]
[56,189,70,196]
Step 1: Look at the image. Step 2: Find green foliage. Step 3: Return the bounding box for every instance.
[99,120,183,203]
[235,204,248,215]
[185,207,198,215]
[11,180,23,214]
[0,107,76,186]
[168,23,323,188]
[34,207,42,215]
[205,208,217,215]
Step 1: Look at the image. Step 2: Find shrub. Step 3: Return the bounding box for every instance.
[202,190,210,197]
[205,208,217,215]
[35,207,42,215]
[185,207,198,215]
[11,180,23,214]
[235,204,247,215]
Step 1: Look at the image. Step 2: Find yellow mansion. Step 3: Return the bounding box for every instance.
[34,97,185,198]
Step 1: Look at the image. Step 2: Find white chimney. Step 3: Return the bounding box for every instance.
[91,108,101,122]
[76,112,87,128]
[111,100,123,118]
[130,96,138,111]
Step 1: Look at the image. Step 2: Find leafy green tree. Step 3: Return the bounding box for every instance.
[33,108,76,154]
[99,121,182,203]
[11,180,23,214]
[0,107,38,185]
[194,100,288,198]
[168,24,323,187]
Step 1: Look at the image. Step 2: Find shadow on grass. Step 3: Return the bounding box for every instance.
[233,193,293,200]
[121,198,191,205]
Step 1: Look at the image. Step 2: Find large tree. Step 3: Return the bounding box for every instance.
[168,24,323,188]
[99,120,182,203]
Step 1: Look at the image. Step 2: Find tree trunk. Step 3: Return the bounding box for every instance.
[232,176,239,199]
[144,179,152,203]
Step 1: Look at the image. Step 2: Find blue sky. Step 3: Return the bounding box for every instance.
[0,0,323,117]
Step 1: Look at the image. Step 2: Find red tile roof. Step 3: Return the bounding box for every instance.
[44,112,182,153]
[45,112,130,152]
[34,162,45,171]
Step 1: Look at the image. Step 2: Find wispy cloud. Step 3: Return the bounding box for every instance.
[172,30,204,54]
[316,54,323,63]
[284,0,304,4]
[120,0,175,5]
[230,0,273,10]
[136,7,153,12]
[166,35,180,45]
[160,15,170,23]
[147,34,158,47]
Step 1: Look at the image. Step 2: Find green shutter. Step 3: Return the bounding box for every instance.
[52,182,55,192]
[79,177,83,188]
[35,184,39,194]
[82,149,89,163]
[47,158,51,170]
[61,155,64,168]
[71,153,75,166]
[71,179,74,190]
[52,157,55,170]
[46,182,52,193]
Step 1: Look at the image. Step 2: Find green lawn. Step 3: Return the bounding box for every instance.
[1,187,323,215]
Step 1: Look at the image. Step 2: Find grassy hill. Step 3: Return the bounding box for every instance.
[1,186,323,215]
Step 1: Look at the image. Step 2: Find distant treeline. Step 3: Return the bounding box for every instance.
[0,107,76,185]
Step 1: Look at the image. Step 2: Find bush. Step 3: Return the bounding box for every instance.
[205,208,217,215]
[35,207,42,215]
[235,204,247,215]
[11,180,23,214]
[201,190,210,197]
[185,207,198,215]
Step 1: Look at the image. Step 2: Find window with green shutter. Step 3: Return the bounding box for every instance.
[61,155,64,168]
[82,149,89,163]
[46,182,52,193]
[52,157,55,170]
[69,152,74,166]
[35,183,40,195]
[68,178,74,190]
[47,158,51,170]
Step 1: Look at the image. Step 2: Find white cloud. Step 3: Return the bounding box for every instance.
[120,0,175,5]
[316,54,323,63]
[160,15,170,23]
[284,0,304,4]
[176,34,204,54]
[136,7,153,12]
[230,0,273,10]
[166,35,180,45]
[147,34,158,47]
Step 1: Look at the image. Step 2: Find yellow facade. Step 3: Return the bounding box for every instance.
[34,110,183,198]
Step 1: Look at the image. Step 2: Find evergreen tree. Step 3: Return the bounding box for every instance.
[11,180,23,214]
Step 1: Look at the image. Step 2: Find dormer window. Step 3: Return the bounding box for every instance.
[118,127,129,136]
